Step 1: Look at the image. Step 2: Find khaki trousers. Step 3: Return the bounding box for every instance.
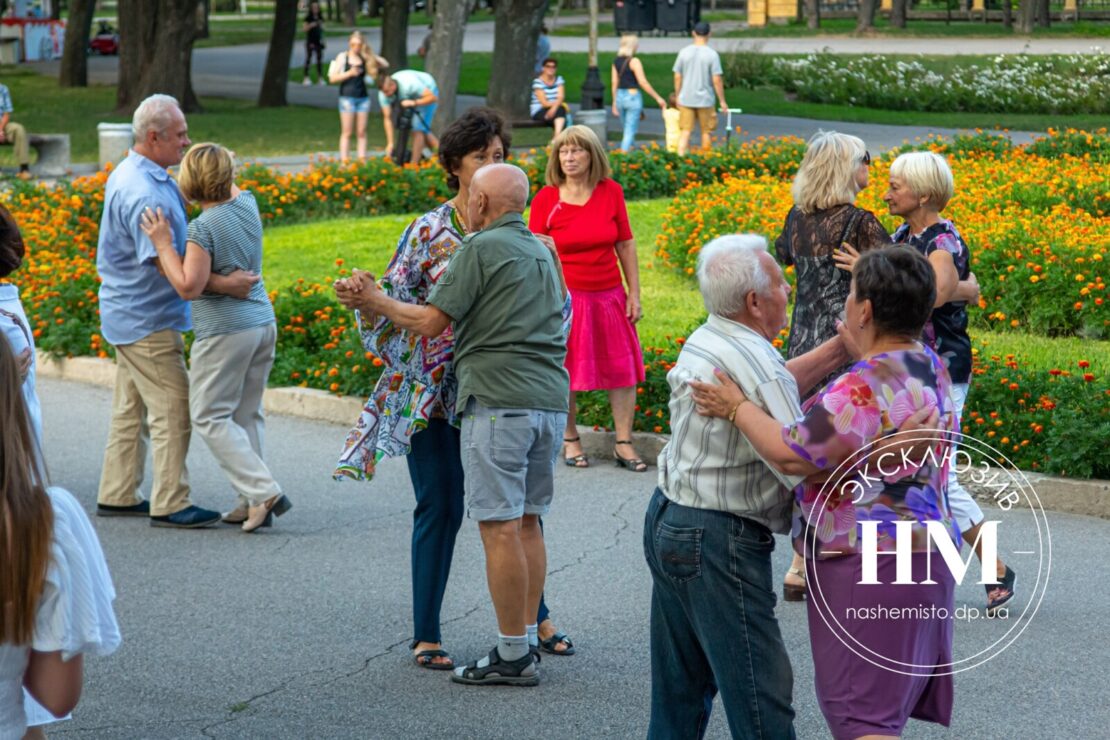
[189,323,281,506]
[97,330,192,516]
[2,121,29,167]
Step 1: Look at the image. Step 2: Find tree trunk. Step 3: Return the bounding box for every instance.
[381,0,410,70]
[258,0,299,107]
[116,0,203,115]
[50,0,63,20]
[487,0,548,119]
[891,0,907,27]
[805,0,820,29]
[1036,0,1050,26]
[1016,0,1035,32]
[59,0,96,87]
[343,0,358,25]
[856,0,878,30]
[367,0,381,17]
[425,0,470,134]
[1001,0,1013,28]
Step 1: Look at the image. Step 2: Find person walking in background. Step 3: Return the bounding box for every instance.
[0,80,31,180]
[672,21,727,156]
[302,1,326,86]
[138,143,289,534]
[530,59,568,141]
[611,35,668,152]
[336,164,570,687]
[0,331,122,740]
[534,24,551,75]
[378,70,439,165]
[528,125,647,473]
[328,32,382,162]
[94,94,256,529]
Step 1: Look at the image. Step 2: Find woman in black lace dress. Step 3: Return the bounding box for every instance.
[773,130,891,601]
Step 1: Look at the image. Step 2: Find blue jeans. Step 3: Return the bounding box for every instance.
[616,88,643,151]
[407,418,552,644]
[643,488,796,740]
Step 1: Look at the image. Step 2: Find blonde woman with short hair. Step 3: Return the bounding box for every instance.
[529,125,647,473]
[611,34,667,151]
[882,150,1015,612]
[774,130,891,602]
[139,143,290,534]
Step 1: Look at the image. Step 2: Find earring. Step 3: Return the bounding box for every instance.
[858,322,865,330]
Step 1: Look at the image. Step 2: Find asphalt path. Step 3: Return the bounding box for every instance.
[38,376,1110,739]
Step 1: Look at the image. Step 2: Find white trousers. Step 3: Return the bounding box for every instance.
[947,382,984,534]
[189,323,281,506]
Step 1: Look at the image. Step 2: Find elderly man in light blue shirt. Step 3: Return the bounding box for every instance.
[95,94,256,528]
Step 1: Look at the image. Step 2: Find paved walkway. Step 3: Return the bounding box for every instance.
[37,376,1110,738]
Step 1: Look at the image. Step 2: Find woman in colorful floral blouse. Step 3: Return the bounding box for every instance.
[692,247,960,739]
[333,108,575,670]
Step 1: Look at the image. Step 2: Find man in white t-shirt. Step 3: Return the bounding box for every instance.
[672,22,728,156]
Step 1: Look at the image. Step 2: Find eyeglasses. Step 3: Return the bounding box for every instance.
[861,151,872,166]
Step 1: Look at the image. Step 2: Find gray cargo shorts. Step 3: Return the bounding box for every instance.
[459,398,567,522]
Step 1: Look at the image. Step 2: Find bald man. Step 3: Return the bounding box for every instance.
[335,164,569,687]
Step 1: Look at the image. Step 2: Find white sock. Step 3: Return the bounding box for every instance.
[496,633,529,662]
[526,623,539,647]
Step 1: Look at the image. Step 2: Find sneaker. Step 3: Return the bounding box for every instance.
[450,647,538,687]
[150,505,222,529]
[97,499,150,517]
[302,77,311,86]
[318,79,328,87]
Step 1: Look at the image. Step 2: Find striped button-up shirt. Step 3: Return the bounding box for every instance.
[0,84,13,115]
[657,314,805,533]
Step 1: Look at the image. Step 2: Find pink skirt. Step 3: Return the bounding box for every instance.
[566,285,645,392]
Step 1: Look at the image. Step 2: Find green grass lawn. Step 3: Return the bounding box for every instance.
[0,67,380,165]
[261,197,1105,365]
[262,199,702,345]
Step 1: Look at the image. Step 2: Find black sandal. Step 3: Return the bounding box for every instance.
[564,436,589,468]
[413,648,454,671]
[539,631,576,656]
[449,647,539,686]
[613,440,647,472]
[986,565,1016,614]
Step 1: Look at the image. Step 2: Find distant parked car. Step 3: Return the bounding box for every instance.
[88,21,119,56]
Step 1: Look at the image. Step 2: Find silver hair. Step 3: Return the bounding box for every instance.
[696,234,772,318]
[132,94,182,142]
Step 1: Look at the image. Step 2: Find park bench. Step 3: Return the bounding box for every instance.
[28,133,70,177]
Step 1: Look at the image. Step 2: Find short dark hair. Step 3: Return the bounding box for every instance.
[0,204,25,278]
[542,58,557,67]
[437,107,513,192]
[853,247,935,341]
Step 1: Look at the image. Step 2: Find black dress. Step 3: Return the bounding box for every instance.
[774,203,892,398]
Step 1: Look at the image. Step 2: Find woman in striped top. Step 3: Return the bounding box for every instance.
[530,58,568,140]
[140,143,290,534]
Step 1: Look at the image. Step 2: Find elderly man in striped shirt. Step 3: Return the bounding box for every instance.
[643,234,856,739]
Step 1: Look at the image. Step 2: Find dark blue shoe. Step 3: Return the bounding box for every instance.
[150,505,222,529]
[97,499,151,518]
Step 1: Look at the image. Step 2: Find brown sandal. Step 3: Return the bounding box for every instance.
[783,566,807,602]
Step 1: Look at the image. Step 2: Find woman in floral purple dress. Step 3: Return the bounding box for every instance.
[692,247,959,739]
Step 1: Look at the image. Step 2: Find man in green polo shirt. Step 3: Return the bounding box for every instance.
[334,164,569,687]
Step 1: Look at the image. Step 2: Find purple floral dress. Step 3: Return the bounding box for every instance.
[783,345,960,560]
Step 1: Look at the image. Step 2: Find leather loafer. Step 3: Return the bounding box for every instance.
[243,495,292,533]
[222,505,273,528]
[150,505,222,529]
[97,500,151,517]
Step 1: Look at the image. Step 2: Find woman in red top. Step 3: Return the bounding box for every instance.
[529,125,647,471]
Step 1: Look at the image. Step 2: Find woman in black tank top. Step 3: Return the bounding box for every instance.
[610,34,667,151]
[328,32,380,162]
